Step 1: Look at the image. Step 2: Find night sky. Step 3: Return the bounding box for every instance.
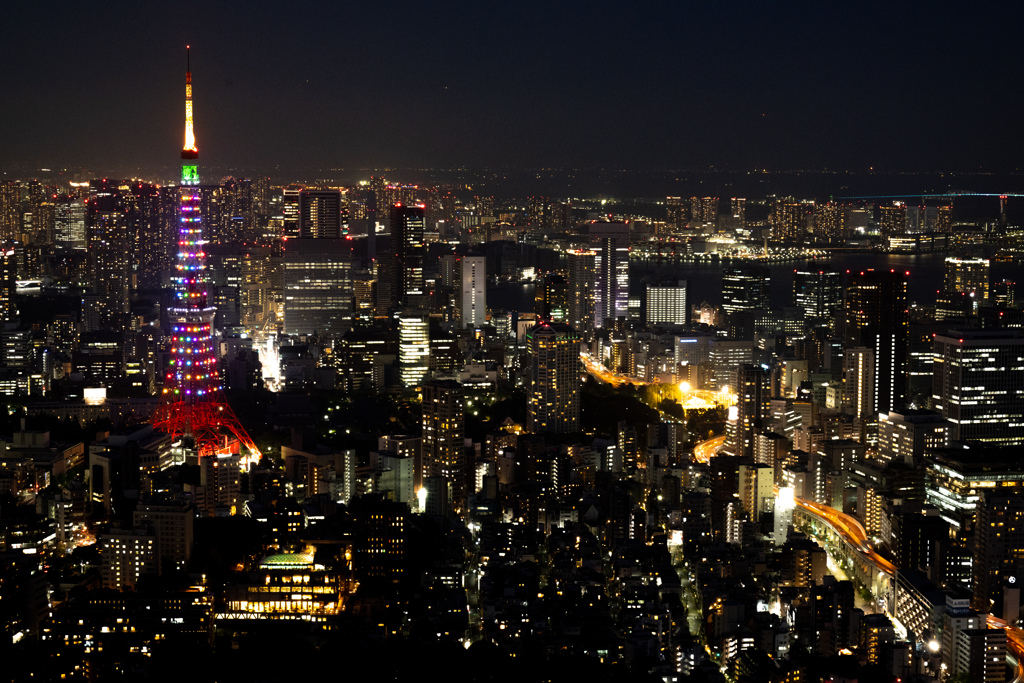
[4,1,1024,176]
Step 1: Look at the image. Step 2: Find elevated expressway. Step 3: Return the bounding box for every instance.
[797,499,1024,680]
[793,499,895,599]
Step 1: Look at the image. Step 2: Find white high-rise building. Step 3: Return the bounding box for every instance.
[645,281,688,326]
[589,222,629,328]
[461,256,486,328]
[399,313,430,388]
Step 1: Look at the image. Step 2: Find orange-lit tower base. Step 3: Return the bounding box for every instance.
[151,47,260,462]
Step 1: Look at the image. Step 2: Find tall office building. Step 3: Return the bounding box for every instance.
[298,189,342,239]
[932,329,1024,445]
[527,322,581,434]
[421,379,465,511]
[281,185,302,238]
[645,281,688,326]
[793,265,843,327]
[398,313,429,388]
[813,203,847,245]
[54,195,86,250]
[460,256,486,328]
[567,249,596,337]
[844,270,909,414]
[391,203,426,309]
[944,257,990,301]
[589,222,629,328]
[282,239,354,337]
[722,266,770,316]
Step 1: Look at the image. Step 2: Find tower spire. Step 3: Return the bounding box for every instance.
[182,45,197,159]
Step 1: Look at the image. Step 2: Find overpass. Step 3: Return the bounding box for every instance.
[793,498,894,599]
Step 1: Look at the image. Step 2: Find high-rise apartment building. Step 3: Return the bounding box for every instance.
[878,203,907,237]
[813,203,847,245]
[535,273,568,323]
[932,329,1024,445]
[690,197,718,224]
[725,364,770,459]
[421,379,465,511]
[844,270,908,414]
[771,200,814,242]
[87,181,131,331]
[666,196,684,231]
[527,322,581,434]
[944,257,989,301]
[971,490,1024,615]
[567,249,596,337]
[589,222,629,328]
[460,256,486,328]
[842,347,875,420]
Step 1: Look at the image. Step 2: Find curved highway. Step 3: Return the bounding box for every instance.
[796,498,897,576]
[693,435,727,464]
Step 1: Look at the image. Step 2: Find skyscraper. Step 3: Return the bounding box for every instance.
[813,203,847,245]
[298,189,343,239]
[932,329,1024,445]
[944,257,990,301]
[771,200,813,243]
[645,281,688,326]
[567,249,596,337]
[527,322,581,434]
[421,379,465,511]
[87,180,131,331]
[391,203,425,309]
[460,256,486,328]
[878,204,907,237]
[844,270,908,415]
[793,265,843,328]
[589,222,629,328]
[535,273,567,322]
[398,312,429,388]
[724,364,770,459]
[282,239,354,337]
[722,266,769,316]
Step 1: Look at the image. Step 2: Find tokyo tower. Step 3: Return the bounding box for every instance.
[152,47,260,461]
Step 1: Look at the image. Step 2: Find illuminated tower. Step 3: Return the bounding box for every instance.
[153,47,258,461]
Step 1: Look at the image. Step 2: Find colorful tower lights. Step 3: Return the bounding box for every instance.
[152,47,259,462]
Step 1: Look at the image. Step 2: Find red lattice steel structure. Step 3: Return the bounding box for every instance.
[152,47,260,460]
